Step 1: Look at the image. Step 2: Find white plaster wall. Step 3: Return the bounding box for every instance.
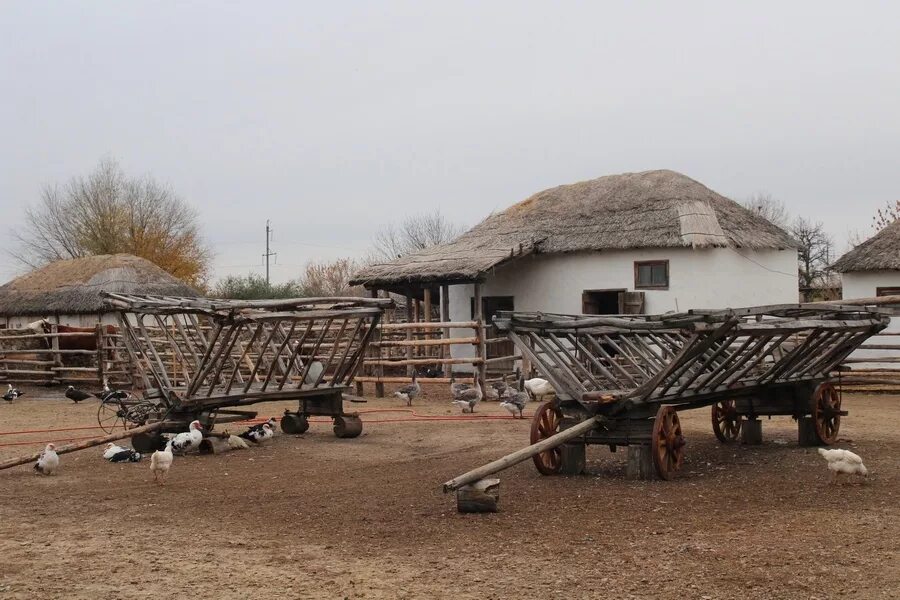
[839,271,900,367]
[841,271,900,300]
[448,247,798,365]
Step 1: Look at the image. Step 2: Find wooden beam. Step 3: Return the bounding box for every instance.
[474,282,487,386]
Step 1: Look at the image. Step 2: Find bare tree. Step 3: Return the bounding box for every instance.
[368,210,464,262]
[791,217,834,301]
[872,199,900,232]
[13,158,212,287]
[741,192,791,229]
[296,258,364,297]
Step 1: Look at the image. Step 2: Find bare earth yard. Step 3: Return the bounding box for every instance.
[1,384,899,599]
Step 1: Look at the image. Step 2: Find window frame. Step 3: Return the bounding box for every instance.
[634,260,670,290]
[876,286,900,297]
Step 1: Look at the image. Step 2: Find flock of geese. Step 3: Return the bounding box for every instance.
[394,371,557,418]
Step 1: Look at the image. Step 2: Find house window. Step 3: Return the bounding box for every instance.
[876,287,900,297]
[634,260,669,289]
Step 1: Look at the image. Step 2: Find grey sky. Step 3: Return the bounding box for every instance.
[2,1,898,284]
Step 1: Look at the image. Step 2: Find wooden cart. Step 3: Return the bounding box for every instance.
[445,303,888,490]
[101,293,392,451]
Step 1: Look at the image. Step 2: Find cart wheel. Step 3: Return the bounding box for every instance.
[530,402,563,475]
[281,413,310,435]
[97,399,126,434]
[811,382,841,445]
[711,399,742,443]
[333,415,362,438]
[132,431,164,453]
[652,406,685,480]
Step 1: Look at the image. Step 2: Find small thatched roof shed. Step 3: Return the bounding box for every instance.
[351,169,796,289]
[0,254,198,317]
[832,220,900,273]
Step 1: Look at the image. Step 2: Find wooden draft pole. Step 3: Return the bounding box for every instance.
[442,415,603,492]
[0,421,168,472]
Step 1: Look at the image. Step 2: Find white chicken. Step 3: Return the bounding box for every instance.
[524,378,556,402]
[150,440,174,485]
[170,420,204,454]
[818,448,868,484]
[34,443,59,475]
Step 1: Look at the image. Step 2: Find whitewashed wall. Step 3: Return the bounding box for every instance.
[840,271,900,368]
[841,271,900,300]
[448,247,798,365]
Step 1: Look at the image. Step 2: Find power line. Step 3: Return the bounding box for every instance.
[263,220,277,286]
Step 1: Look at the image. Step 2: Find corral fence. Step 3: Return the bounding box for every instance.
[0,324,132,387]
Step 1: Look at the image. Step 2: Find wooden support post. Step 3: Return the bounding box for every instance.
[741,418,763,445]
[560,443,586,475]
[423,287,432,360]
[797,417,820,446]
[369,288,384,397]
[626,444,655,480]
[441,284,451,373]
[456,478,500,513]
[50,323,62,384]
[474,282,487,389]
[405,290,414,377]
[95,324,105,387]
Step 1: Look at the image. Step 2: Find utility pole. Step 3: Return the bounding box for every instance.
[263,220,277,287]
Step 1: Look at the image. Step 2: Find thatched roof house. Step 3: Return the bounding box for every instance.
[833,221,900,300]
[352,169,795,289]
[0,254,198,326]
[833,221,900,273]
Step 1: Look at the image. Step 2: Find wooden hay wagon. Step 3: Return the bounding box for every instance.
[445,304,888,494]
[100,293,392,452]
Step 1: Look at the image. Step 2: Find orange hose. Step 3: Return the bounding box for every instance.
[0,409,528,448]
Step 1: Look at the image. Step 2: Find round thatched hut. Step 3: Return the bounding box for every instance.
[832,220,900,300]
[0,254,199,328]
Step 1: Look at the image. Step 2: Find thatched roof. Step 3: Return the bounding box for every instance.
[351,169,796,288]
[832,220,900,272]
[0,254,199,316]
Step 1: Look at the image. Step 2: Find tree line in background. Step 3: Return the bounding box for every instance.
[13,158,212,288]
[11,159,461,299]
[741,192,900,301]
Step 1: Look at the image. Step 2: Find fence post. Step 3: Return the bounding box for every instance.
[50,323,62,385]
[474,282,487,389]
[441,284,451,372]
[95,324,105,387]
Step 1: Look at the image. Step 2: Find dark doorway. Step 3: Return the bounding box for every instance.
[471,296,515,372]
[582,290,624,315]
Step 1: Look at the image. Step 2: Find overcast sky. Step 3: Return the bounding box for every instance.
[2,1,899,284]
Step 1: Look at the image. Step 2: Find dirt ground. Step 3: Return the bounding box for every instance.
[1,383,899,600]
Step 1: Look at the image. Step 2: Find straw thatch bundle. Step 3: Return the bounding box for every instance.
[832,220,900,272]
[351,169,795,287]
[0,254,198,316]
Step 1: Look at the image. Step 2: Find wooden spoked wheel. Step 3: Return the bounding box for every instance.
[812,382,841,445]
[652,406,686,480]
[530,402,563,475]
[711,399,742,443]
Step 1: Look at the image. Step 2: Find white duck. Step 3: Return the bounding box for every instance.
[240,423,275,444]
[150,440,174,485]
[818,448,868,484]
[34,443,59,475]
[103,443,128,460]
[524,378,555,402]
[171,420,204,454]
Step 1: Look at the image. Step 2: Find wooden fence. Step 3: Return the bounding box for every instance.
[0,325,132,387]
